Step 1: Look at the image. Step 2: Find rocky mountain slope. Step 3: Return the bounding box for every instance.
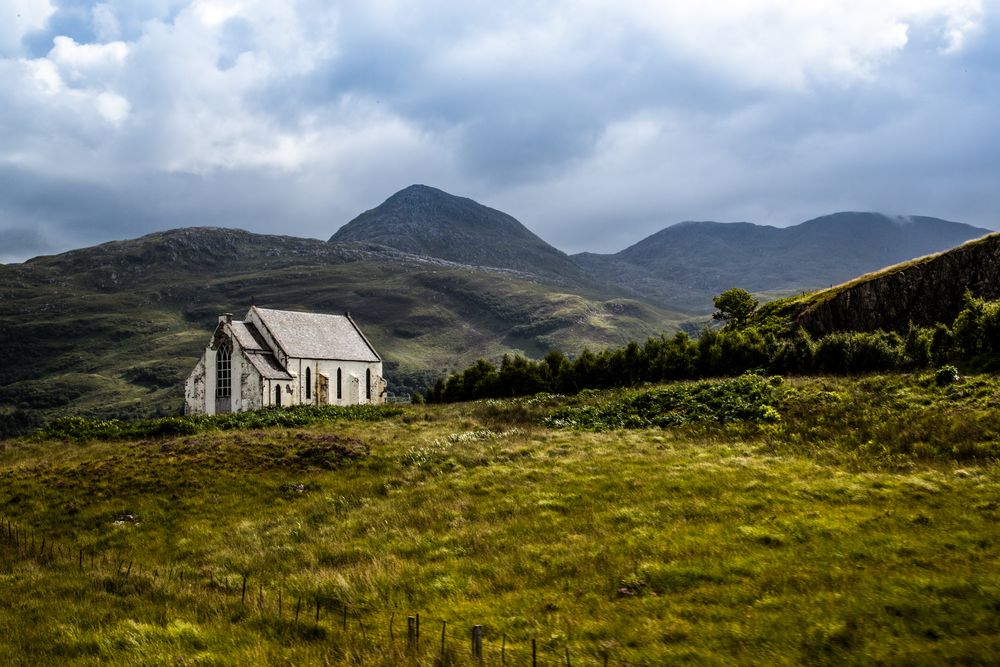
[574,213,991,312]
[789,232,1000,335]
[330,184,590,286]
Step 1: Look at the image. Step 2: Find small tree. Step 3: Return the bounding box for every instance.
[712,288,758,328]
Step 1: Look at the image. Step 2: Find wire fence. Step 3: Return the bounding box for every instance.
[1,516,654,666]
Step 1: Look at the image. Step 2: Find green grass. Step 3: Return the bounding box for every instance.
[1,373,999,665]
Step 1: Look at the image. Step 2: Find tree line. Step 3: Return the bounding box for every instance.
[422,289,1000,403]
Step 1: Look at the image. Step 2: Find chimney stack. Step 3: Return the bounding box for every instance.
[219,312,233,324]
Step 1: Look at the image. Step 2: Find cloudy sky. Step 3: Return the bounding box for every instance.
[1,1,997,262]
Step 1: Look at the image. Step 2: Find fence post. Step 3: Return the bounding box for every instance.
[416,613,421,648]
[295,597,302,623]
[407,616,416,651]
[472,625,483,662]
[389,611,395,643]
[532,638,537,667]
[241,575,247,605]
[565,644,571,666]
[440,620,446,661]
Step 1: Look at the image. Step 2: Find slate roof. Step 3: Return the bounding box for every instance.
[230,321,269,352]
[250,307,381,362]
[243,350,294,380]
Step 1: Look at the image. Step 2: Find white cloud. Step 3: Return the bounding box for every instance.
[95,91,130,124]
[603,0,983,88]
[49,36,128,84]
[0,0,55,56]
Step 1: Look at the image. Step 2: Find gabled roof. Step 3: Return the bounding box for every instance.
[243,350,294,380]
[230,321,269,352]
[250,306,381,362]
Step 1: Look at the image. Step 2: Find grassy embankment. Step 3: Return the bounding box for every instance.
[1,373,999,665]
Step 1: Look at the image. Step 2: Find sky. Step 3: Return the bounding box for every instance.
[1,0,998,263]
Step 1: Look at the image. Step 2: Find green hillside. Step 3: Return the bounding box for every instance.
[2,373,999,664]
[0,227,683,424]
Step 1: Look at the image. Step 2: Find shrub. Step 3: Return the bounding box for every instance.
[545,374,781,431]
[935,365,960,386]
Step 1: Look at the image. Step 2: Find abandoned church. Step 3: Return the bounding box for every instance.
[184,306,385,415]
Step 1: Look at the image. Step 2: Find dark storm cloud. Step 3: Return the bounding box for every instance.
[0,1,996,262]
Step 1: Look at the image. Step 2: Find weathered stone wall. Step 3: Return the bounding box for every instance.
[797,234,1000,336]
[184,357,206,415]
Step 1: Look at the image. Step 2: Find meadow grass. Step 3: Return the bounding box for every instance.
[1,373,998,665]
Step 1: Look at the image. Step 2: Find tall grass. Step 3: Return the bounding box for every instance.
[1,374,998,664]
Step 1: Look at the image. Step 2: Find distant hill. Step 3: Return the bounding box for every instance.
[774,232,1000,336]
[0,227,681,422]
[330,184,590,285]
[1,186,994,425]
[574,213,991,313]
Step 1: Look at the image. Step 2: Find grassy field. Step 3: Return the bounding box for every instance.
[1,373,999,665]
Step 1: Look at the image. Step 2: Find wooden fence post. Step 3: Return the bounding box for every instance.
[440,620,446,661]
[472,625,483,662]
[407,616,416,651]
[532,638,537,667]
[342,604,348,631]
[241,575,247,605]
[295,598,302,623]
[502,634,507,665]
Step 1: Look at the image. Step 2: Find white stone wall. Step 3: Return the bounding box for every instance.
[184,357,207,415]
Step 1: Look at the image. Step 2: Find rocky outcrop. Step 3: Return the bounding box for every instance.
[796,233,1000,335]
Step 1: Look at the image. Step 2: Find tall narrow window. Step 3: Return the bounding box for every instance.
[336,368,342,400]
[305,367,312,400]
[366,368,372,400]
[275,385,282,407]
[216,345,231,398]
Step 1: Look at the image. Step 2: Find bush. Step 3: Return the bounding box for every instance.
[545,374,781,431]
[935,365,960,386]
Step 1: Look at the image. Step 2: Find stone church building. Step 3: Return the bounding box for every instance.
[185,306,384,415]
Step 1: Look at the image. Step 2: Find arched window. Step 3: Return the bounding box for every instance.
[366,368,372,400]
[275,385,282,407]
[305,367,311,400]
[336,368,342,400]
[216,345,231,398]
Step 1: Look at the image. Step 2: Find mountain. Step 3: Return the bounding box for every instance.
[774,232,1000,336]
[330,184,590,285]
[574,213,991,313]
[0,227,682,424]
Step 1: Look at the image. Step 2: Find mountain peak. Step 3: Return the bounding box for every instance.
[329,185,587,283]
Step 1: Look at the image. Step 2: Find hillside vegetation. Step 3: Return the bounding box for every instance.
[0,227,680,428]
[425,291,1000,405]
[1,373,999,665]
